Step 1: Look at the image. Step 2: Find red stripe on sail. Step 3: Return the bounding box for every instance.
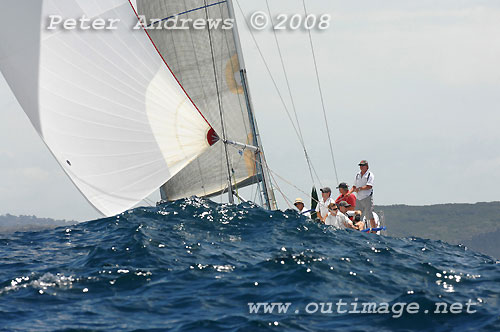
[127,0,214,130]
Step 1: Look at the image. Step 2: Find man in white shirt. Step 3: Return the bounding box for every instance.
[294,198,311,218]
[315,187,334,223]
[349,160,376,228]
[324,203,350,229]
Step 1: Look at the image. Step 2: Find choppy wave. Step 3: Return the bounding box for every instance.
[0,198,498,331]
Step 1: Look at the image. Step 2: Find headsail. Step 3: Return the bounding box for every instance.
[134,0,269,202]
[0,0,215,216]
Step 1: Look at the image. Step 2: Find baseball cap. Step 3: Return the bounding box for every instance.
[338,201,351,207]
[320,187,331,193]
[336,182,349,189]
[358,160,369,166]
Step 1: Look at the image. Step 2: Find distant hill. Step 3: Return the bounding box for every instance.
[0,214,77,233]
[376,201,500,258]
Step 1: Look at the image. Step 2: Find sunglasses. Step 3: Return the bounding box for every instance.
[329,208,338,211]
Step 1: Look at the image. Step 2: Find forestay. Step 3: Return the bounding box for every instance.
[0,0,215,216]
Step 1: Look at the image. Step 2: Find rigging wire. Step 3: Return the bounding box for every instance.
[231,1,301,145]
[204,0,234,203]
[301,0,339,185]
[226,144,321,209]
[253,184,259,203]
[264,0,315,185]
[224,1,273,208]
[233,0,323,188]
[142,197,155,207]
[260,153,320,207]
[268,170,294,210]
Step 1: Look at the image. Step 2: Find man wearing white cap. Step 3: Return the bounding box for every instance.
[294,198,311,218]
[349,160,376,229]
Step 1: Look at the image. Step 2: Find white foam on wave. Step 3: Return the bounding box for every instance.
[0,273,76,295]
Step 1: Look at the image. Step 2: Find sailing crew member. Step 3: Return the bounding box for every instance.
[294,198,311,218]
[337,201,352,217]
[338,201,357,229]
[324,203,350,229]
[349,160,376,229]
[352,210,366,231]
[335,182,356,210]
[315,187,334,223]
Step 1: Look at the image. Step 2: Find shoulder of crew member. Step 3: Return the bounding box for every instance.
[335,194,342,204]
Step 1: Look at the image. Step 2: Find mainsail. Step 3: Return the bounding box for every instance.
[0,0,217,216]
[134,0,275,206]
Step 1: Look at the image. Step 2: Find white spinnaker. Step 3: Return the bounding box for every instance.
[0,0,213,216]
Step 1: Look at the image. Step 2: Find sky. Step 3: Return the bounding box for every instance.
[1,0,499,221]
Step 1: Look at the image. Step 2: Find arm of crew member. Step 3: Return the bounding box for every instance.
[342,215,351,228]
[357,185,372,191]
[345,221,355,229]
[317,210,324,222]
[320,211,328,223]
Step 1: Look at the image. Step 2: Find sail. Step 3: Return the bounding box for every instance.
[134,0,259,200]
[0,0,216,216]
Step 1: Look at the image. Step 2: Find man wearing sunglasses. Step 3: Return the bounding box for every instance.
[324,203,350,229]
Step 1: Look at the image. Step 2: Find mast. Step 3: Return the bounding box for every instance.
[226,0,276,210]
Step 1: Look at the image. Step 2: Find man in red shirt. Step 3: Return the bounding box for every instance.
[335,182,356,210]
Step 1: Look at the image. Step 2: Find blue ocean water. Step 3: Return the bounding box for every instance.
[0,198,498,331]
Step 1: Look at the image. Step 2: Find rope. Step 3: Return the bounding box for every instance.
[301,0,339,185]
